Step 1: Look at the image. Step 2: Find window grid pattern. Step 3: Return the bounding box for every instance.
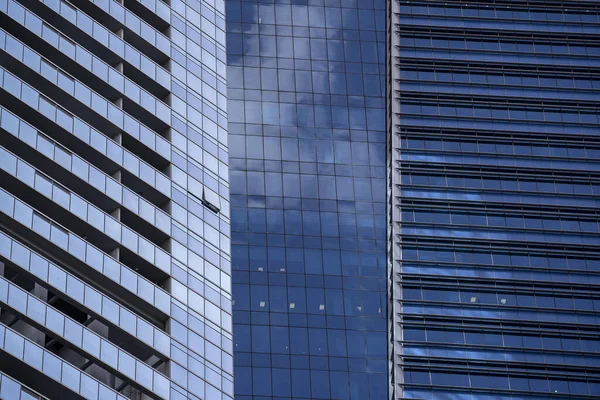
[226,0,388,398]
[391,1,600,399]
[0,0,231,398]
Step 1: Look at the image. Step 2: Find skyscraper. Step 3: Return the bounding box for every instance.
[3,0,599,399]
[390,1,600,399]
[225,0,388,398]
[0,0,232,399]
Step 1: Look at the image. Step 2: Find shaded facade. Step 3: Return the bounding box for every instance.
[225,0,388,398]
[390,1,600,399]
[0,0,232,399]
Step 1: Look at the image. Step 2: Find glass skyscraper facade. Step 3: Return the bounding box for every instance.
[390,1,600,399]
[0,0,232,399]
[225,0,388,398]
[2,0,600,399]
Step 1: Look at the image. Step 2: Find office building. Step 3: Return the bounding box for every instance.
[390,1,600,399]
[226,0,389,398]
[0,0,232,399]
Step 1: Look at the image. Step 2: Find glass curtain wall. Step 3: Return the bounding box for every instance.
[226,0,388,398]
[391,1,600,399]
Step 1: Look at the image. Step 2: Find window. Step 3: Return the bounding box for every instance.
[203,187,220,213]
[41,23,59,47]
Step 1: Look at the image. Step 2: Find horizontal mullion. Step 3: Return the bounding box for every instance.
[400,16,600,37]
[399,152,600,175]
[398,193,600,218]
[399,148,600,165]
[395,20,600,38]
[402,355,600,377]
[0,277,169,400]
[400,200,600,218]
[396,51,600,71]
[398,270,600,288]
[399,236,600,258]
[398,254,600,270]
[397,120,600,141]
[0,187,171,322]
[67,0,170,63]
[396,161,600,179]
[402,345,600,372]
[401,361,600,382]
[397,124,600,144]
[403,0,600,11]
[397,90,600,111]
[402,339,600,359]
[401,220,600,238]
[399,258,600,274]
[0,230,170,358]
[0,108,171,240]
[399,88,600,109]
[399,232,600,253]
[401,298,600,317]
[399,312,600,330]
[9,0,171,97]
[0,67,172,203]
[0,323,124,400]
[398,382,598,400]
[396,110,600,129]
[398,183,599,196]
[0,27,171,149]
[399,319,600,339]
[0,147,172,282]
[401,278,600,297]
[401,382,598,400]
[394,54,600,74]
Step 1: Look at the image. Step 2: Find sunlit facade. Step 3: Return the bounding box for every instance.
[0,0,232,399]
